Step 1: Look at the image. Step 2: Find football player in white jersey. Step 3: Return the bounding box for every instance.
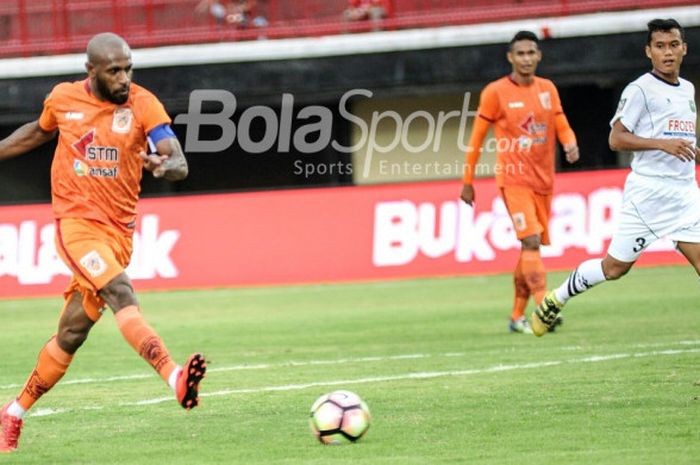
[531,18,700,336]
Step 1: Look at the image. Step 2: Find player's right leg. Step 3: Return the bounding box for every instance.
[531,254,634,336]
[56,218,206,408]
[508,255,532,333]
[1,291,93,453]
[531,192,653,337]
[100,272,206,410]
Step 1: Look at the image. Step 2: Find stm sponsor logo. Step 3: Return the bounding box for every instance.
[86,146,119,162]
[72,129,120,163]
[519,113,547,135]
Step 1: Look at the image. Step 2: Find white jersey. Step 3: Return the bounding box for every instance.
[610,72,697,181]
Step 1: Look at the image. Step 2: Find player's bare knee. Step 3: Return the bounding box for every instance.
[99,273,138,311]
[57,326,89,353]
[602,259,632,280]
[603,269,621,280]
[520,235,541,250]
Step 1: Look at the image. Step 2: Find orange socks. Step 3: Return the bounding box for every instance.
[115,306,176,383]
[511,258,530,320]
[15,307,177,412]
[521,249,547,304]
[17,336,73,410]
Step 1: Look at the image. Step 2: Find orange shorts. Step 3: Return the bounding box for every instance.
[54,218,133,321]
[500,185,552,245]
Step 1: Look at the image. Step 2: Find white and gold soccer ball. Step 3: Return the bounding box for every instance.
[309,390,371,444]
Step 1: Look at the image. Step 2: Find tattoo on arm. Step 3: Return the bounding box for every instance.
[158,138,188,181]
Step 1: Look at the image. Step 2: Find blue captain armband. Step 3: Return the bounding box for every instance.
[146,124,176,152]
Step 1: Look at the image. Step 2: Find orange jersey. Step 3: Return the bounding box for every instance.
[39,80,171,233]
[469,75,575,194]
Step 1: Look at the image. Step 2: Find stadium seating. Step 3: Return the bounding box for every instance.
[0,0,696,58]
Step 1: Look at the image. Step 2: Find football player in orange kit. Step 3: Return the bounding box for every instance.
[460,31,579,333]
[0,33,205,453]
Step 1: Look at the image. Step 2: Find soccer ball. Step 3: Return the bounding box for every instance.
[309,390,371,444]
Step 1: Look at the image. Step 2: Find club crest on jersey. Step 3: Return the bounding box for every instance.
[79,250,107,278]
[511,212,527,231]
[112,107,133,134]
[538,91,551,110]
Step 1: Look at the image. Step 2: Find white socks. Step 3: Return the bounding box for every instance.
[555,258,606,305]
[168,366,182,392]
[6,400,27,419]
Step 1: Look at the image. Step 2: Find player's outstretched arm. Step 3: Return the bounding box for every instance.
[140,137,188,181]
[0,120,56,162]
[609,119,697,161]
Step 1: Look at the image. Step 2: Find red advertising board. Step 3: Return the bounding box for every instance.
[0,168,688,299]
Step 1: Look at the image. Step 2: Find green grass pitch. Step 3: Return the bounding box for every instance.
[1,265,698,464]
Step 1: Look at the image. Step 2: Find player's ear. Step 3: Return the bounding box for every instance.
[85,61,94,76]
[506,51,514,65]
[645,45,652,60]
[682,42,687,57]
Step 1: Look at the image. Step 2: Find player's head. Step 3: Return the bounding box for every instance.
[507,31,541,78]
[647,18,684,45]
[645,19,686,80]
[85,33,133,105]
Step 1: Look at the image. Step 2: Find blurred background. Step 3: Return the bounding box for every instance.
[0,1,698,294]
[0,0,698,202]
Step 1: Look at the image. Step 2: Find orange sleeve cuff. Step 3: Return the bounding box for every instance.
[555,112,576,146]
[462,115,490,184]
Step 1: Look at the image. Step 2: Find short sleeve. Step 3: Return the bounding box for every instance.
[610,84,644,132]
[38,91,57,132]
[134,90,172,135]
[477,83,500,122]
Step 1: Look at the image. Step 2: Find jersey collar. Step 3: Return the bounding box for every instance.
[648,71,680,87]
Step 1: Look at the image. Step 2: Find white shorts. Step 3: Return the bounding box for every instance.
[608,172,700,262]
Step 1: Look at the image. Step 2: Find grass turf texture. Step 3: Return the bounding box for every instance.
[1,265,698,464]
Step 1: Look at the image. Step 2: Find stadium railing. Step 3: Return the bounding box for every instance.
[0,0,696,58]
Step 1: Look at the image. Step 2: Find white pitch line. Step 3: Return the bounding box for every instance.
[133,348,700,407]
[0,352,451,390]
[28,346,700,417]
[4,340,700,391]
[132,360,566,406]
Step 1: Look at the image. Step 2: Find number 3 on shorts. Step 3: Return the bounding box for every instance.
[632,237,646,253]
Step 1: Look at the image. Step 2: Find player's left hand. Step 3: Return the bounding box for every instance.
[139,151,168,177]
[564,143,579,163]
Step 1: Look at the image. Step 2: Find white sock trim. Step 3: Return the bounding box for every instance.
[168,366,182,393]
[6,400,27,419]
[555,258,606,304]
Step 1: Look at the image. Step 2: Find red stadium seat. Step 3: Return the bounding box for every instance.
[0,0,696,58]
